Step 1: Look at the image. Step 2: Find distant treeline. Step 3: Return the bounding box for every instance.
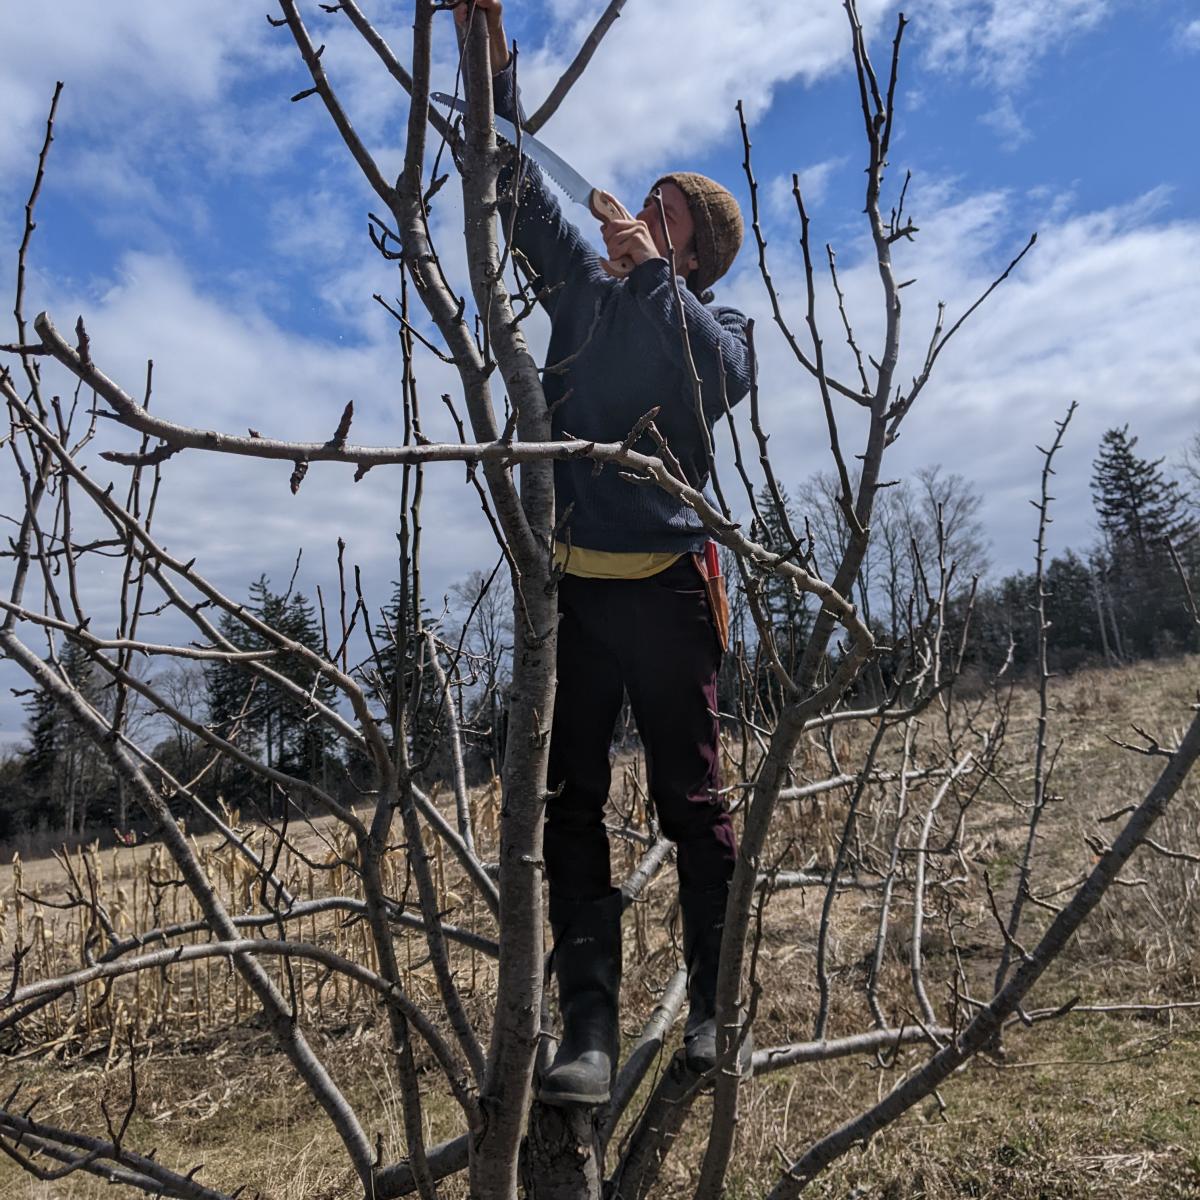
[0,564,513,843]
[959,425,1197,677]
[720,424,1197,709]
[1,424,1196,842]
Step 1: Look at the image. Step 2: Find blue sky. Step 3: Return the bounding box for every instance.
[0,0,1198,745]
[8,1,1199,335]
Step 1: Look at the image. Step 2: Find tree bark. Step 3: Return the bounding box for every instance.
[525,1105,605,1200]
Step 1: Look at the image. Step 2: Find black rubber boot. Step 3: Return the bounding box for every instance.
[680,882,751,1077]
[538,889,622,1106]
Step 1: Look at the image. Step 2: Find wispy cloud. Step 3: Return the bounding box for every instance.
[1180,19,1200,50]
[918,0,1110,87]
[915,0,1113,147]
[767,158,848,220]
[0,3,284,182]
[484,0,896,196]
[0,0,1192,750]
[980,95,1032,150]
[717,180,1198,576]
[0,248,494,739]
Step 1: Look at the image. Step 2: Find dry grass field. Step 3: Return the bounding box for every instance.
[1,654,1198,1199]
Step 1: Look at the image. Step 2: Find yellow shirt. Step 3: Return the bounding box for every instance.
[553,541,682,580]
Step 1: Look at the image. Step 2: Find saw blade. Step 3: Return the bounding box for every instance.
[431,92,595,210]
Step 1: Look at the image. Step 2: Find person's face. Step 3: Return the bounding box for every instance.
[638,182,700,276]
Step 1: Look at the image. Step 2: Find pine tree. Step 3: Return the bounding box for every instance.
[372,581,450,780]
[275,588,339,787]
[19,642,113,834]
[0,751,29,841]
[20,677,60,830]
[204,577,340,814]
[1091,427,1199,657]
[1044,551,1104,672]
[1092,427,1196,562]
[753,484,811,677]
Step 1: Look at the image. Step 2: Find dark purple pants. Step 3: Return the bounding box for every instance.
[545,557,738,900]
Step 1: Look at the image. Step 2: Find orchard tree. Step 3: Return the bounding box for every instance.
[0,6,1198,1200]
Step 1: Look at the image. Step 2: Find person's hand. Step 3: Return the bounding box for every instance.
[454,0,510,71]
[589,189,636,276]
[599,218,661,273]
[453,0,502,29]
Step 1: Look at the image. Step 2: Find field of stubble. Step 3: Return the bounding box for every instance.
[1,654,1198,1200]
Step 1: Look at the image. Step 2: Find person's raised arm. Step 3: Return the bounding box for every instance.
[454,0,603,306]
[627,258,753,418]
[597,192,750,416]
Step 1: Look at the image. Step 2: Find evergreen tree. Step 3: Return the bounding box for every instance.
[754,484,812,678]
[1181,428,1200,502]
[18,641,114,834]
[1092,426,1196,563]
[21,678,59,819]
[1091,427,1198,658]
[204,577,340,814]
[0,751,28,841]
[372,581,450,780]
[1044,551,1104,672]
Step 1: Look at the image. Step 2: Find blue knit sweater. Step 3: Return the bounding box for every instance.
[492,63,752,554]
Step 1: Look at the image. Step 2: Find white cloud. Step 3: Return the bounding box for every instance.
[980,95,1031,149]
[0,0,1192,752]
[1181,19,1200,50]
[486,0,896,197]
[0,3,284,182]
[0,249,500,743]
[911,0,1114,147]
[0,1,310,285]
[713,182,1199,579]
[767,158,847,220]
[916,0,1110,88]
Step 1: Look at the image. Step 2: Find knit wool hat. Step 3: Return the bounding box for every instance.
[652,172,744,294]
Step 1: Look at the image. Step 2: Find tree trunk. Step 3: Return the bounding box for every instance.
[525,1104,604,1200]
[607,1056,695,1200]
[115,775,128,833]
[1105,583,1126,661]
[1091,574,1115,664]
[63,746,76,835]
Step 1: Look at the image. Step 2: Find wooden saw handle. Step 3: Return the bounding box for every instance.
[589,188,636,277]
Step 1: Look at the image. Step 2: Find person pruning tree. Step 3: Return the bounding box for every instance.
[454,0,752,1107]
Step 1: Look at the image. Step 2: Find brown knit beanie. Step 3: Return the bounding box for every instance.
[652,172,744,295]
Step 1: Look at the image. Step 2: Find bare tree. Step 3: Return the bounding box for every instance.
[1,6,1198,1200]
[448,564,513,778]
[799,463,986,642]
[1179,427,1200,503]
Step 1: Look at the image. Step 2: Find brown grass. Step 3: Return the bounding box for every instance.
[1,654,1198,1199]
